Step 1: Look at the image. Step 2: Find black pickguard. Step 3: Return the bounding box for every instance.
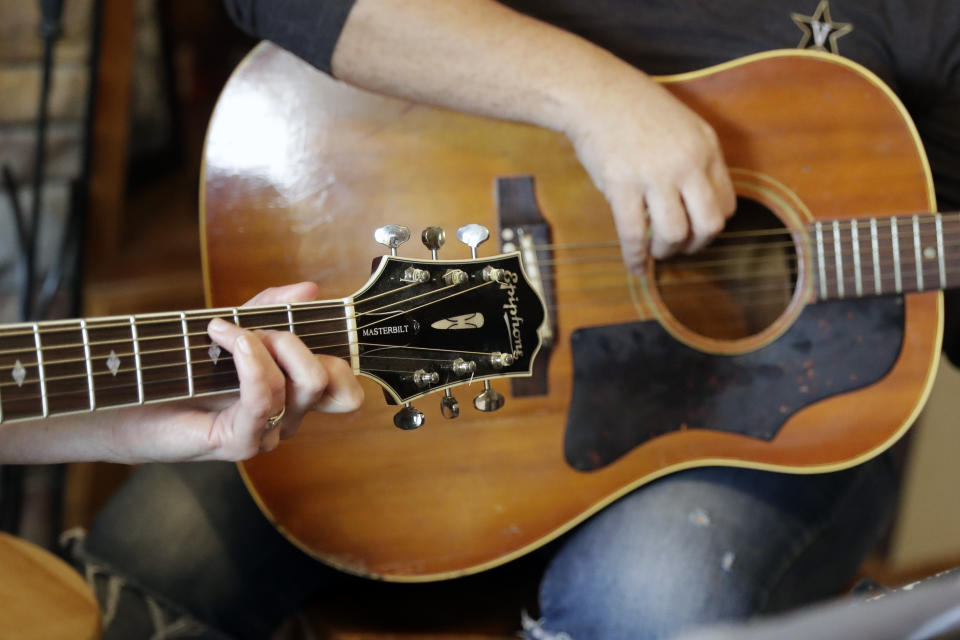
[563,298,906,471]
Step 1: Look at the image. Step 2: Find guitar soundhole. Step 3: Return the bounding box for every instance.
[654,196,797,341]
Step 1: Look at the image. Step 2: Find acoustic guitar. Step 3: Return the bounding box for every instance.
[212,46,941,583]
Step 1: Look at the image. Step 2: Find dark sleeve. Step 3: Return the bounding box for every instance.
[889,3,960,364]
[222,0,358,75]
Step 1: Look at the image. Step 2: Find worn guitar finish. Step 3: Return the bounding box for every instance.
[202,46,944,581]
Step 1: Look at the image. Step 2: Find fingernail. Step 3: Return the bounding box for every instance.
[208,317,230,334]
[236,335,252,354]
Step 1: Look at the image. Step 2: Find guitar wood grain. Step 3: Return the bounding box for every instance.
[202,46,941,581]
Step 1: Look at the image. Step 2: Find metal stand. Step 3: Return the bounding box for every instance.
[0,0,102,543]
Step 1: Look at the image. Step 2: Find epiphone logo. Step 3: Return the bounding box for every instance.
[499,271,524,358]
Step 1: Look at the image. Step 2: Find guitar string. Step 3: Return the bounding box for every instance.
[0,277,499,378]
[3,220,956,364]
[0,281,506,390]
[0,262,928,396]
[530,212,960,251]
[528,231,960,281]
[0,345,478,402]
[0,245,948,368]
[535,232,960,269]
[0,278,494,355]
[0,278,436,340]
[0,280,940,400]
[551,273,940,300]
[3,218,955,342]
[0,254,949,371]
[0,337,495,385]
[538,258,950,289]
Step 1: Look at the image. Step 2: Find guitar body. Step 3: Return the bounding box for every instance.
[201,45,940,581]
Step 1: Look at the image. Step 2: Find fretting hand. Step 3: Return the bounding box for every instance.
[0,283,363,464]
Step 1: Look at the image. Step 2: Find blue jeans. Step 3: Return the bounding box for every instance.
[526,459,897,640]
[71,455,897,640]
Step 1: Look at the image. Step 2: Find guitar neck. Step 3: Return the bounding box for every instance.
[0,299,353,424]
[810,212,960,301]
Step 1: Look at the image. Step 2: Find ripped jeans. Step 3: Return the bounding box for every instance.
[70,455,897,640]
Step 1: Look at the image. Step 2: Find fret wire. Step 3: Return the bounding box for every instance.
[815,222,827,300]
[33,324,49,418]
[285,304,294,333]
[937,214,947,289]
[130,316,144,405]
[891,218,902,294]
[913,214,924,291]
[344,296,359,371]
[832,220,844,298]
[870,218,881,294]
[80,319,95,410]
[851,220,862,297]
[181,312,194,398]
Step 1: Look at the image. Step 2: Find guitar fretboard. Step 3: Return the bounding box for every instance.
[0,302,351,423]
[810,213,960,301]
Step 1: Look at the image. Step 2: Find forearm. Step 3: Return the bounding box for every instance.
[331,0,648,137]
[0,407,162,465]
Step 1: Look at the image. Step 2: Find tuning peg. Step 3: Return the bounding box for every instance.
[374,225,411,255]
[451,357,477,377]
[394,403,425,430]
[421,226,445,259]
[488,352,515,369]
[473,381,505,412]
[413,369,439,388]
[440,389,460,419]
[456,224,490,258]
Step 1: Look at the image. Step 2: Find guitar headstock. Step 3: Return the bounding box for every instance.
[352,225,546,429]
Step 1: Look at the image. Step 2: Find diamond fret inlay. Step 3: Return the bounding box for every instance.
[11,360,26,388]
[106,350,121,377]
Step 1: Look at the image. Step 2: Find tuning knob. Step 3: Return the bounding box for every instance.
[394,403,425,430]
[451,357,477,377]
[413,369,439,388]
[421,226,445,259]
[473,381,505,412]
[456,224,490,258]
[375,225,411,255]
[489,352,515,369]
[440,389,460,419]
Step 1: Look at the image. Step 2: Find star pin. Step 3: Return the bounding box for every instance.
[791,0,853,54]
